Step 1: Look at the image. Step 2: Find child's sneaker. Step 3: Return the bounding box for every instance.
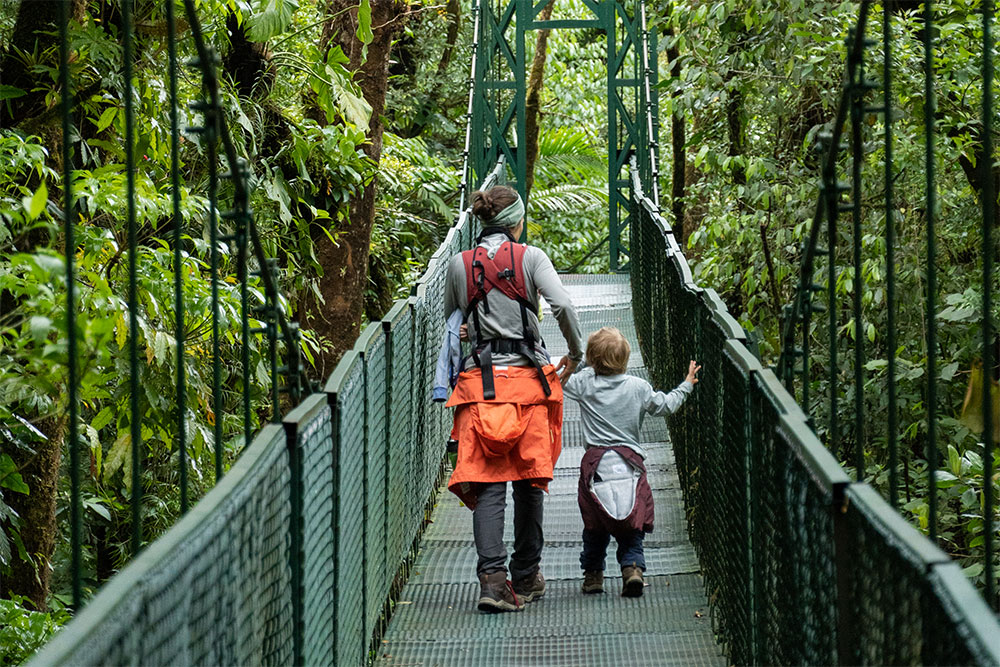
[582,570,604,594]
[621,564,644,597]
[513,569,545,603]
[477,571,524,613]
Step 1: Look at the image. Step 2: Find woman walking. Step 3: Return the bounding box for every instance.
[444,185,583,612]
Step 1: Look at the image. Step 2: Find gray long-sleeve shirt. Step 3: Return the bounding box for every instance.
[444,233,584,368]
[563,366,693,457]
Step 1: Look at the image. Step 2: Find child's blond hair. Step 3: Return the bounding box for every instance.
[586,327,630,375]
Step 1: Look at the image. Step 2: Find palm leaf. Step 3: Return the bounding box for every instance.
[533,128,607,186]
[528,182,607,218]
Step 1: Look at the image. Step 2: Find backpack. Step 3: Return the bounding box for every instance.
[460,227,551,400]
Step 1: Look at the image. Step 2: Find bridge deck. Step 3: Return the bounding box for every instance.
[377,275,726,666]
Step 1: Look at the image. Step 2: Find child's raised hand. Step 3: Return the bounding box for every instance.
[685,361,701,385]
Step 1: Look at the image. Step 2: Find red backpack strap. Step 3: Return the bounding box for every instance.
[461,248,480,305]
[499,241,529,302]
[462,242,530,304]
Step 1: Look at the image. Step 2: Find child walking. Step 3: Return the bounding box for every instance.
[563,327,699,597]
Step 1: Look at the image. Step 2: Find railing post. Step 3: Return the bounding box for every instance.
[282,415,304,666]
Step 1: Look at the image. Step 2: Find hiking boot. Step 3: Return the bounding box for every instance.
[621,564,644,598]
[582,570,604,594]
[513,569,545,603]
[477,571,524,613]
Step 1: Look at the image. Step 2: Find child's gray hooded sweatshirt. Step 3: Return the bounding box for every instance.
[563,367,693,457]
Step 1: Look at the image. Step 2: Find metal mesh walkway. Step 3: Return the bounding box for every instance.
[376,274,726,666]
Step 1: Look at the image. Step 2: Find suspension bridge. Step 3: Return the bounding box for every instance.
[22,0,1000,664]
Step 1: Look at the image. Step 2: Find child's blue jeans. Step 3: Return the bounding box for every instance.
[580,528,646,571]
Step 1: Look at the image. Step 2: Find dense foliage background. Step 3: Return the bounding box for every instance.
[3,0,1000,660]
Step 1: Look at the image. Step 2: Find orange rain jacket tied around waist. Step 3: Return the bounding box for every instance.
[446,365,563,508]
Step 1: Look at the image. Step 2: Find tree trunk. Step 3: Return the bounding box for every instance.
[524,0,554,197]
[0,0,87,128]
[664,23,688,247]
[308,0,406,377]
[726,85,747,200]
[1,0,60,128]
[223,12,275,100]
[3,417,66,611]
[949,122,1000,229]
[400,0,461,138]
[222,12,294,163]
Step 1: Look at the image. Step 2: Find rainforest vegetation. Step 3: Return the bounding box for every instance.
[2,0,999,660]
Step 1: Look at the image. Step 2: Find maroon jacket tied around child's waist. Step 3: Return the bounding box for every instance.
[577,445,655,536]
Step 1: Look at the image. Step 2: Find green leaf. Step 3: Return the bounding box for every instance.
[91,406,115,431]
[356,0,373,61]
[694,144,710,168]
[0,85,26,101]
[22,182,47,221]
[338,88,372,130]
[938,305,976,322]
[95,106,117,133]
[948,444,961,476]
[0,530,9,566]
[246,0,299,41]
[963,562,984,578]
[103,431,131,481]
[939,361,959,382]
[28,315,52,343]
[0,454,29,495]
[934,470,959,488]
[84,498,111,521]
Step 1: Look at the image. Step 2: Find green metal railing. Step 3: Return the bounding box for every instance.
[624,1,1000,663]
[630,159,1000,665]
[778,0,1000,608]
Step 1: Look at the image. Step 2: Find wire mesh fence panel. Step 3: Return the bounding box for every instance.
[713,341,757,666]
[289,397,335,666]
[334,355,366,666]
[415,280,439,506]
[923,564,1000,665]
[688,292,731,553]
[690,302,750,664]
[840,485,1000,666]
[421,256,451,492]
[363,326,389,645]
[27,426,293,667]
[385,304,415,577]
[409,292,430,548]
[749,375,844,665]
[664,256,702,523]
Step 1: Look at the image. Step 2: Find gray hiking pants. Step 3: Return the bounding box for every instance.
[473,480,544,581]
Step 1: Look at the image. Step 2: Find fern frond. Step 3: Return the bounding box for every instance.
[528,183,608,216]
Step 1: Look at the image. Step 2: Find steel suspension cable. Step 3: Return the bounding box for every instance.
[208,101,223,482]
[884,1,899,509]
[122,0,143,555]
[166,0,188,514]
[982,0,996,609]
[851,29,866,481]
[924,0,939,542]
[59,0,82,609]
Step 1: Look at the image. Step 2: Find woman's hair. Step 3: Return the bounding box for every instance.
[586,327,630,375]
[470,185,520,222]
